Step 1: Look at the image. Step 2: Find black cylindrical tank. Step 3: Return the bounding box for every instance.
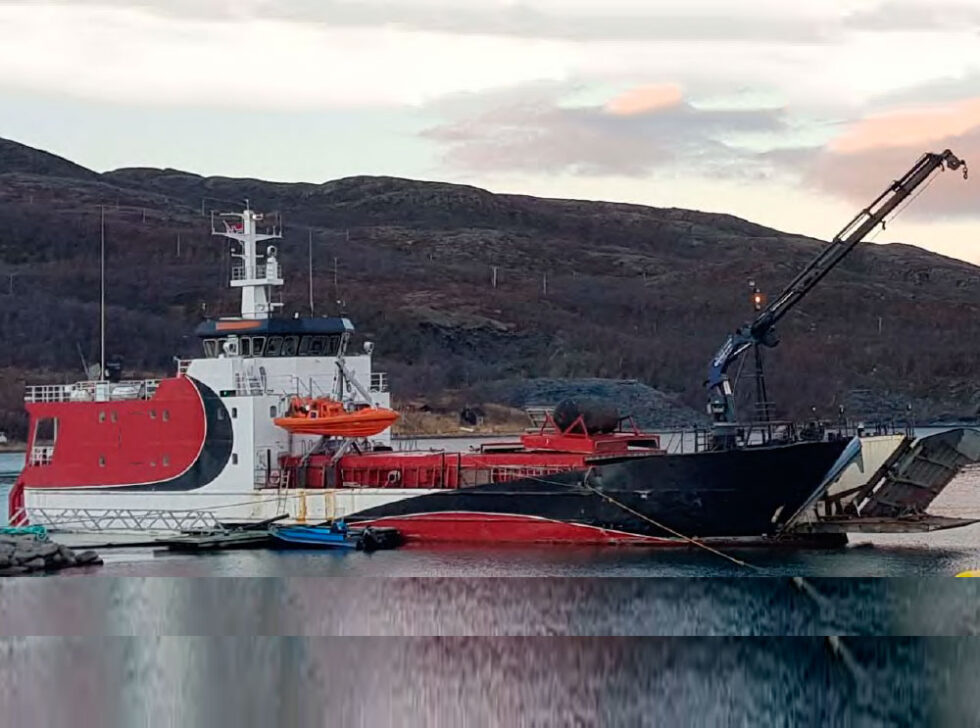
[552,398,620,434]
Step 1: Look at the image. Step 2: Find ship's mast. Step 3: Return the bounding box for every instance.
[211,207,284,319]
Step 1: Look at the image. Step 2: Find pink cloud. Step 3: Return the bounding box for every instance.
[829,97,980,153]
[807,129,978,218]
[604,84,683,116]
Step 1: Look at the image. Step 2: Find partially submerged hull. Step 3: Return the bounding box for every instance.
[13,439,851,545]
[348,439,852,543]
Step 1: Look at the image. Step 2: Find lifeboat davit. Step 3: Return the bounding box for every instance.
[274,396,399,438]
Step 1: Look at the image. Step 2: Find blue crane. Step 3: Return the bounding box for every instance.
[706,149,968,447]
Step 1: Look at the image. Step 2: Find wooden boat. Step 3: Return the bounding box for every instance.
[274,396,398,437]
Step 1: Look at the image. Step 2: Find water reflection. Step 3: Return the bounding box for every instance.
[2,577,980,637]
[0,637,977,726]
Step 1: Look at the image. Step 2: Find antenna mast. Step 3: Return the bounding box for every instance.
[210,206,284,319]
[100,205,106,381]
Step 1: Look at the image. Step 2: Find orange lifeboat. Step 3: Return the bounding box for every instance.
[274,396,399,438]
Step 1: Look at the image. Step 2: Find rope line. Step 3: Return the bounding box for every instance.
[573,467,759,570]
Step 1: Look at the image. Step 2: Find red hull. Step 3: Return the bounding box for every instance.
[357,512,674,545]
[19,377,206,489]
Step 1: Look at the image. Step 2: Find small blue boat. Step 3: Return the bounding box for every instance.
[269,521,401,551]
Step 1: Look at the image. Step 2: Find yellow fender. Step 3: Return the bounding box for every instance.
[955,570,980,577]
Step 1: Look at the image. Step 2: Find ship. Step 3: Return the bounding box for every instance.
[6,206,854,544]
[9,150,978,544]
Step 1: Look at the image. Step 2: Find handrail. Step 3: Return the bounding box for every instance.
[25,379,161,403]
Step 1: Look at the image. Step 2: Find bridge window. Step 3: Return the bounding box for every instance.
[252,337,266,357]
[282,335,299,357]
[328,335,341,355]
[309,336,325,356]
[203,339,219,358]
[31,418,58,466]
[240,337,252,357]
[298,335,312,356]
[265,336,283,357]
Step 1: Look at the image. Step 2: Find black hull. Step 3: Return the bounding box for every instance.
[349,439,850,542]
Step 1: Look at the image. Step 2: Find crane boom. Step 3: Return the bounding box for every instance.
[705,149,967,439]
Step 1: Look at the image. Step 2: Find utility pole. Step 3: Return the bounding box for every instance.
[308,228,315,316]
[491,266,498,289]
[749,280,771,439]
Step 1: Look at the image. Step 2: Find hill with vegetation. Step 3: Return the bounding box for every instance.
[1,135,979,438]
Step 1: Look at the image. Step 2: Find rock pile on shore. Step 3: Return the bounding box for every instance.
[0,534,102,576]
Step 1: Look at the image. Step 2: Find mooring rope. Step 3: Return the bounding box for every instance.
[531,466,868,683]
[575,467,760,570]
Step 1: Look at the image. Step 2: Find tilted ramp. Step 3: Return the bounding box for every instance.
[855,428,980,517]
[790,428,980,534]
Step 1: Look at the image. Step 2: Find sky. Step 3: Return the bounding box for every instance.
[1,0,979,261]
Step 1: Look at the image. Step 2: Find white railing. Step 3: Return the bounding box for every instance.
[29,445,54,466]
[176,359,192,376]
[25,379,161,403]
[233,372,265,396]
[24,385,72,403]
[370,372,389,393]
[231,264,267,281]
[27,507,225,533]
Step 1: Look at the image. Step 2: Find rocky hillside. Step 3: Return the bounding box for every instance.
[1,135,979,437]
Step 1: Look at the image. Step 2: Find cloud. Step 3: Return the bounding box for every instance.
[804,100,980,217]
[828,97,980,153]
[422,85,785,177]
[844,0,980,31]
[0,4,574,109]
[605,84,683,116]
[2,0,843,43]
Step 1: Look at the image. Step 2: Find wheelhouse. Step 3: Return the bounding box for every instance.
[195,317,355,359]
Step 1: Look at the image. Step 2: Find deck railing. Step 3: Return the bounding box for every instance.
[231,264,269,281]
[29,445,54,466]
[25,380,161,403]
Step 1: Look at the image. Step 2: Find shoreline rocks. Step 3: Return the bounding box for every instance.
[0,534,102,576]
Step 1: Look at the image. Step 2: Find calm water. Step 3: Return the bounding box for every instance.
[5,452,980,725]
